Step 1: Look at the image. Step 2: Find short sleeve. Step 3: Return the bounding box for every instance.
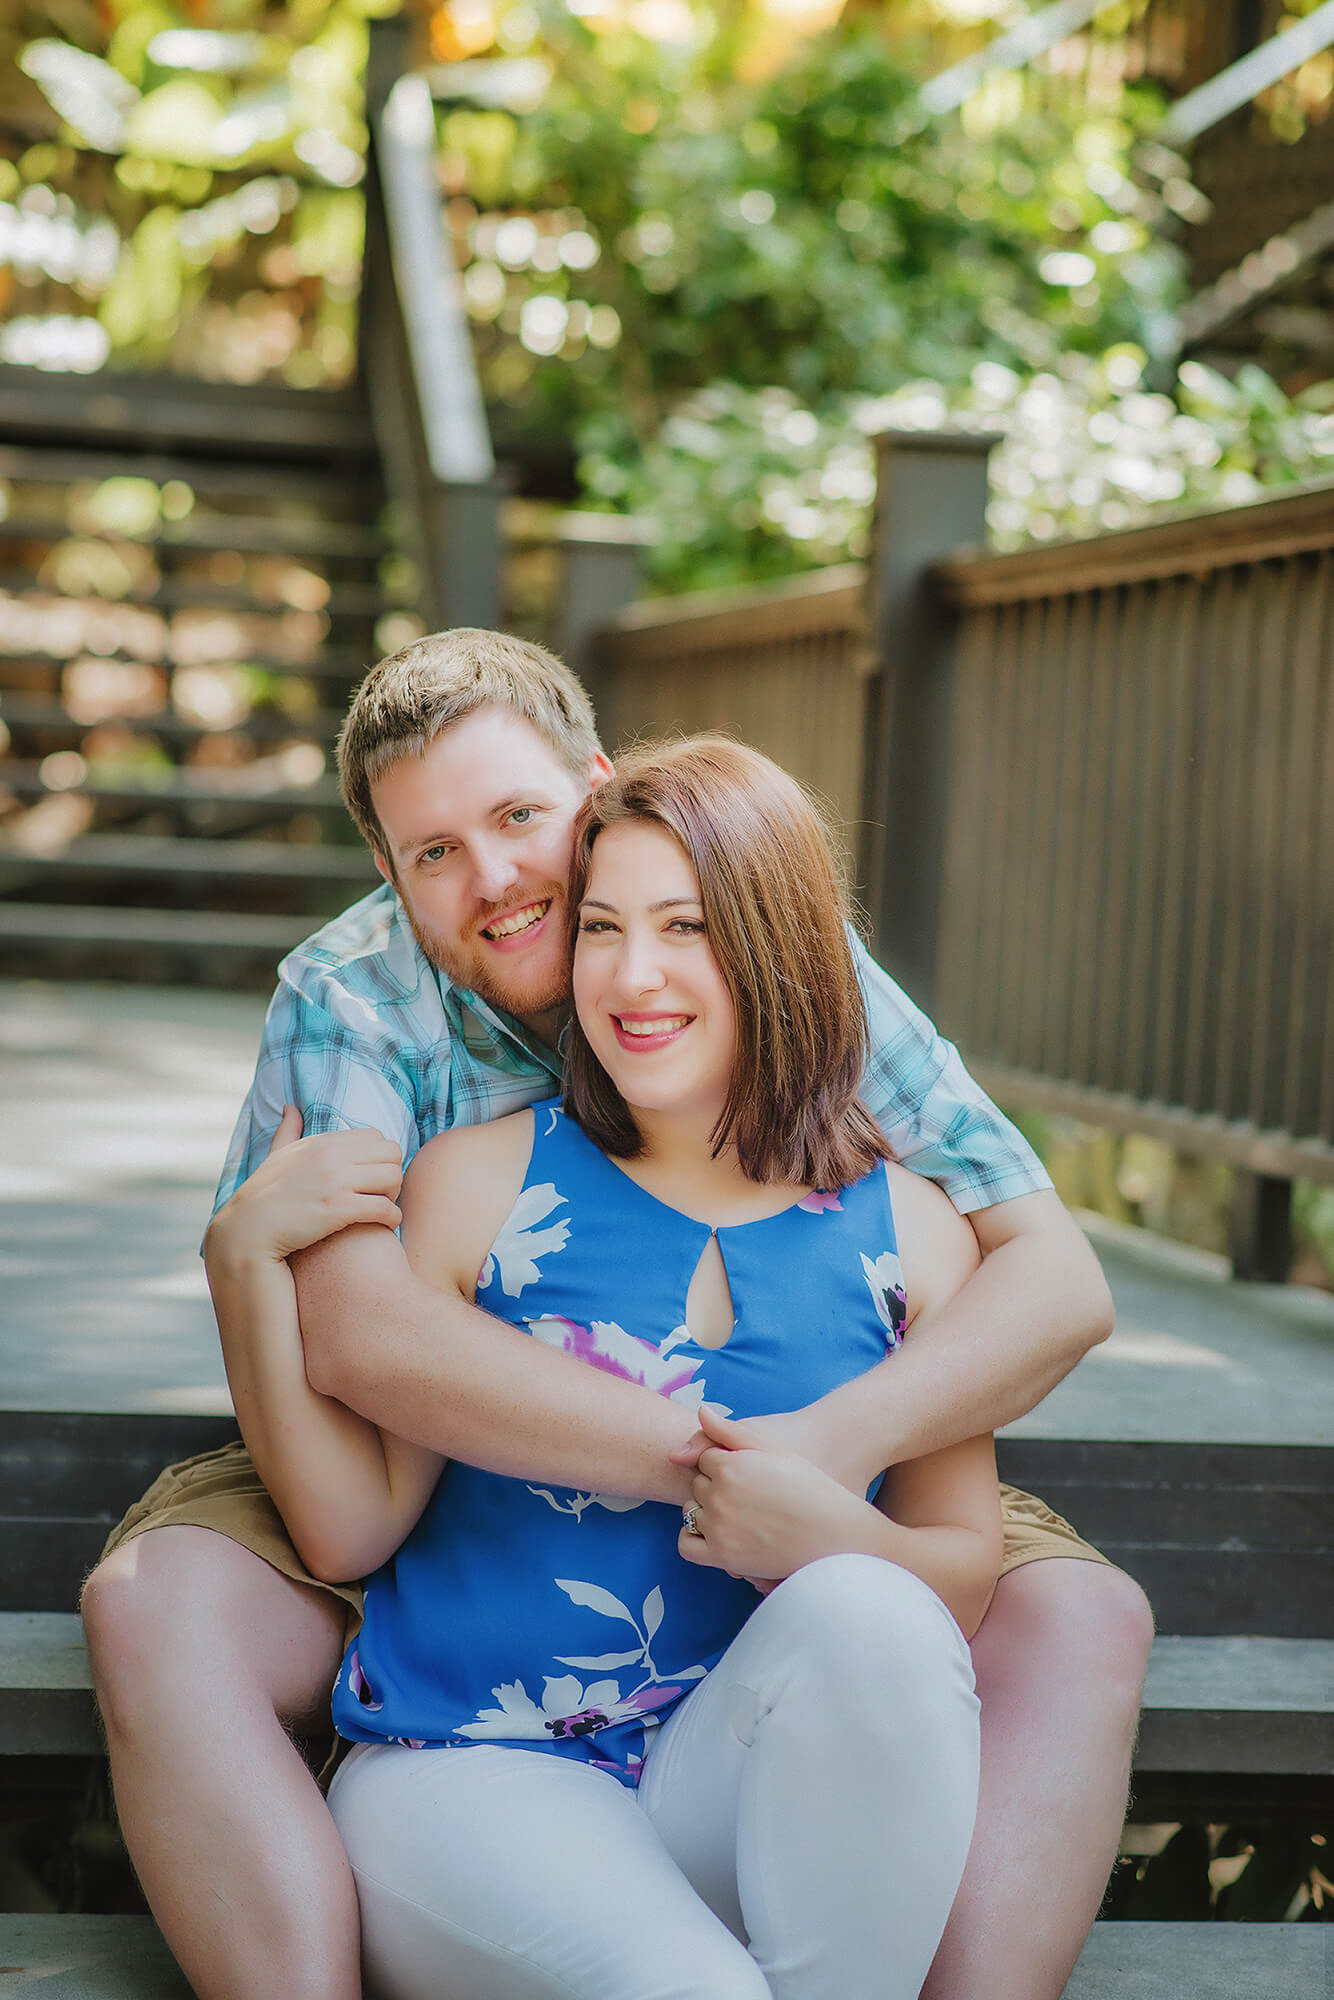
[852,933,1051,1214]
[212,979,428,1217]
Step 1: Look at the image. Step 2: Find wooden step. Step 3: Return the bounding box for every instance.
[0,831,376,888]
[0,902,314,971]
[0,574,388,619]
[0,646,376,685]
[7,1613,1330,1778]
[0,694,344,747]
[0,441,383,511]
[0,762,346,815]
[0,1915,1322,1999]
[0,366,378,465]
[0,514,387,563]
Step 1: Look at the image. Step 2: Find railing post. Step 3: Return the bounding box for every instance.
[361,18,502,634]
[860,430,997,1013]
[1229,1170,1293,1283]
[556,514,649,722]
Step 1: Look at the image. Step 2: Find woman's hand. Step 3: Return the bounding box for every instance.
[205,1108,404,1272]
[676,1406,883,1583]
[669,1398,881,1497]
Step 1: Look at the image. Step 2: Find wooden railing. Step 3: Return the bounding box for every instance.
[591,435,1333,1278]
[931,481,1334,1208]
[596,564,870,858]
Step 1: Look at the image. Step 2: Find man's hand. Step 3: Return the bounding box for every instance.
[677,1406,880,1582]
[205,1109,403,1271]
[669,1397,880,1496]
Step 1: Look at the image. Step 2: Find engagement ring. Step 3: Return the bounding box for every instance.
[682,1506,702,1536]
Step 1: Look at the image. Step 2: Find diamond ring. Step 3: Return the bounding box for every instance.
[682,1506,702,1536]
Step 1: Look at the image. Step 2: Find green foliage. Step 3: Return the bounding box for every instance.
[449,10,1185,470]
[579,353,1334,593]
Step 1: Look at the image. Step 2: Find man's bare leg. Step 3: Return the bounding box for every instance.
[921,1558,1154,2000]
[81,1527,360,2000]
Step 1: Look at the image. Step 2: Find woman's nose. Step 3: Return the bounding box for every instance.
[615,932,667,995]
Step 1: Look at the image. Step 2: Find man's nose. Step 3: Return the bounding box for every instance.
[470,843,519,903]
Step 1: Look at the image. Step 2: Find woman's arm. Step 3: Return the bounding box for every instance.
[205,1109,443,1582]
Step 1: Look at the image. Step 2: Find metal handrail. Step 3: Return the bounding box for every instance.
[1162,0,1334,146]
[373,74,494,489]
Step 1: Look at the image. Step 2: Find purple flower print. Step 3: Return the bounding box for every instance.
[860,1250,907,1348]
[797,1190,843,1214]
[526,1314,706,1408]
[346,1648,383,1713]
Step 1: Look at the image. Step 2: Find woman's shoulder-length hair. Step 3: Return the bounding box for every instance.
[562,734,890,1191]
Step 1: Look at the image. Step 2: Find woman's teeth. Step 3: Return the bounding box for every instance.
[483,900,550,941]
[616,1016,690,1037]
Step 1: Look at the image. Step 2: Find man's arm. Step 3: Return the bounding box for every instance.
[295,1225,697,1505]
[821,1188,1110,1479]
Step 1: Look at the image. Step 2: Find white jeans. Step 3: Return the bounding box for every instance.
[328,1556,980,2000]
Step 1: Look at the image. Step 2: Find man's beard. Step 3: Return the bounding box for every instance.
[406,897,571,1026]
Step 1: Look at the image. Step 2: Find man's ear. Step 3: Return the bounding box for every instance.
[373,851,393,885]
[587,751,614,792]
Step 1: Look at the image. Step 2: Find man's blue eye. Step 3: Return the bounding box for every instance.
[509,807,533,825]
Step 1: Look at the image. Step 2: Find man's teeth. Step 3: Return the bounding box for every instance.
[483,901,550,941]
[617,1016,690,1037]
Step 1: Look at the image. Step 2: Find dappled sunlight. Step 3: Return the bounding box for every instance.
[1091,1327,1235,1372]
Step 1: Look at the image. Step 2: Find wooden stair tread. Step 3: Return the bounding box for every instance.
[0,832,376,882]
[0,440,384,508]
[0,515,386,562]
[0,574,388,618]
[3,1615,1329,1769]
[0,1914,1323,1999]
[0,762,345,811]
[0,903,315,948]
[0,693,344,745]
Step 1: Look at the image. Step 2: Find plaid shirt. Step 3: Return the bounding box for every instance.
[215,883,1050,1216]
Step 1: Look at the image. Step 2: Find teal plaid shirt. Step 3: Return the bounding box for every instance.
[215,883,1050,1216]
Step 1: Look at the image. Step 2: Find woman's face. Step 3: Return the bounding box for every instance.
[573,819,737,1130]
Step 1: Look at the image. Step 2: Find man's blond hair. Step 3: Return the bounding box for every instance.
[337,628,602,859]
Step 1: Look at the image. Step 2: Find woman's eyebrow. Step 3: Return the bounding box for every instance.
[578,896,702,913]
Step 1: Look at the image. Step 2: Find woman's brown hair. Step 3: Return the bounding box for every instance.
[563,735,890,1191]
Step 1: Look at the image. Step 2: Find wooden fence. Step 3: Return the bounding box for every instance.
[595,435,1334,1278]
[594,564,869,857]
[932,481,1334,1205]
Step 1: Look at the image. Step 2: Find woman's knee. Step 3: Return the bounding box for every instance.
[763,1555,972,1692]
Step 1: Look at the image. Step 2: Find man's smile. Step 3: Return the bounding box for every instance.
[480,899,553,944]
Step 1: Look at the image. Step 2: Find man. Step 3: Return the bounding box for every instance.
[82,629,1152,2000]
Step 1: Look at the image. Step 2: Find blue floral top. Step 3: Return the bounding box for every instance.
[332,1102,909,1786]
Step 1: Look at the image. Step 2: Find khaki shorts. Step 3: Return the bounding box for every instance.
[101,1440,1109,1630]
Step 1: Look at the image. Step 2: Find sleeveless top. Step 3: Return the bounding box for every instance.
[331,1101,909,1786]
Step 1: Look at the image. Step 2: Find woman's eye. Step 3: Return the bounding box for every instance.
[579,918,613,934]
[508,806,533,826]
[668,919,706,935]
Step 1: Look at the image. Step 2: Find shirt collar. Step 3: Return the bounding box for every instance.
[437,972,564,1084]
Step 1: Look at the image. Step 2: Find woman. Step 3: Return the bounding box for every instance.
[211,736,1002,2000]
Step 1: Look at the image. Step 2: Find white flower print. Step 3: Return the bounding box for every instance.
[860,1249,907,1348]
[456,1580,706,1744]
[478,1183,571,1297]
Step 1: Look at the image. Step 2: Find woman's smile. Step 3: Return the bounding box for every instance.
[573,820,736,1125]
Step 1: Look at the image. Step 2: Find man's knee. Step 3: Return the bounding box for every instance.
[82,1526,344,1735]
[976,1559,1154,1714]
